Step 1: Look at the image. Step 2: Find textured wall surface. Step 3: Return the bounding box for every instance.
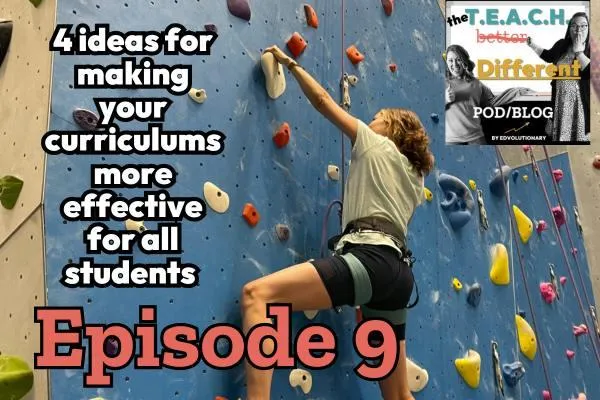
[1,0,598,399]
[0,0,54,399]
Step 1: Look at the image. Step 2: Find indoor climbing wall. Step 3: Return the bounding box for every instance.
[42,2,599,400]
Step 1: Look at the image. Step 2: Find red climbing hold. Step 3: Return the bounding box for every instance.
[389,63,397,72]
[273,122,290,148]
[566,349,575,359]
[242,203,260,227]
[381,0,394,16]
[227,0,251,21]
[536,220,547,233]
[542,390,551,400]
[304,4,319,28]
[552,169,563,183]
[522,145,531,152]
[286,32,307,58]
[560,276,567,285]
[346,45,365,65]
[539,282,556,304]
[215,397,228,400]
[593,155,600,169]
[551,206,566,227]
[573,324,588,336]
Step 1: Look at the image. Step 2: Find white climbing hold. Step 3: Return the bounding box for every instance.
[303,310,318,320]
[289,368,312,394]
[327,165,340,181]
[347,74,359,86]
[261,51,286,99]
[203,182,230,213]
[407,358,429,392]
[189,88,207,103]
[125,219,146,232]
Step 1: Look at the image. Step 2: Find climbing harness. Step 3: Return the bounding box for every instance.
[476,189,489,230]
[491,341,505,397]
[330,216,420,310]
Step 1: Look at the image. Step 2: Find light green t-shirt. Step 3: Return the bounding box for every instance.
[336,120,425,254]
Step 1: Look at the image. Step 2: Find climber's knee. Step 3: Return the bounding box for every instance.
[241,280,269,314]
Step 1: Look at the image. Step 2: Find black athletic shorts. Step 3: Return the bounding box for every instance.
[310,242,415,340]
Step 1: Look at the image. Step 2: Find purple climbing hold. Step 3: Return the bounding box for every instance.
[204,23,218,33]
[72,108,99,130]
[0,20,13,68]
[105,337,119,356]
[227,0,251,21]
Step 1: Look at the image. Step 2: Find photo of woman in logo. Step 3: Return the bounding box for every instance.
[444,44,533,145]
[527,12,590,143]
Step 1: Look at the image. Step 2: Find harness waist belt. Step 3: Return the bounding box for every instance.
[343,216,406,247]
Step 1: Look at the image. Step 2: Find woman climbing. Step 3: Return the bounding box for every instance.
[241,44,434,400]
[526,12,590,142]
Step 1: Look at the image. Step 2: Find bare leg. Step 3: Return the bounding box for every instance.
[378,340,415,400]
[241,262,333,400]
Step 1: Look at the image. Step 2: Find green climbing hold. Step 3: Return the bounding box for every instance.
[0,355,34,400]
[28,0,42,7]
[0,175,24,210]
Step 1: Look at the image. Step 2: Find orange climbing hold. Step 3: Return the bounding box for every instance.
[389,63,397,72]
[273,122,290,148]
[286,32,307,58]
[381,0,394,16]
[346,45,365,65]
[304,4,319,28]
[242,203,260,227]
[215,397,228,400]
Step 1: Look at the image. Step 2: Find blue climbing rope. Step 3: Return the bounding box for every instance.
[495,147,554,395]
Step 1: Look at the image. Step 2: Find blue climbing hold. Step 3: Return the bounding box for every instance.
[438,173,475,230]
[430,113,439,123]
[467,283,481,307]
[511,169,519,183]
[502,361,525,387]
[489,165,512,197]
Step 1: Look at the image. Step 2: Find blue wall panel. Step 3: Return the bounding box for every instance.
[44,0,598,399]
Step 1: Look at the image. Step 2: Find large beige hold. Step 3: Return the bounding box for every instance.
[203,182,230,213]
[261,52,286,99]
[289,368,312,394]
[407,358,429,392]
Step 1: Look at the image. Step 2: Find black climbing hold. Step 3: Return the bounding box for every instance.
[72,108,99,130]
[105,337,118,356]
[489,165,512,197]
[0,20,13,68]
[204,23,218,33]
[517,310,526,319]
[502,361,525,387]
[511,170,519,183]
[430,113,439,123]
[467,283,481,307]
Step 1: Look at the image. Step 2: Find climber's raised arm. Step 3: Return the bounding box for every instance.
[263,45,358,144]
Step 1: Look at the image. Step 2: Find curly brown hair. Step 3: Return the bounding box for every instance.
[377,108,434,177]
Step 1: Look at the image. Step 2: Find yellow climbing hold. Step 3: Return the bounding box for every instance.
[522,175,529,182]
[468,179,476,190]
[489,243,510,285]
[452,278,463,291]
[424,187,433,202]
[454,349,481,388]
[515,314,537,360]
[0,355,34,400]
[512,205,533,244]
